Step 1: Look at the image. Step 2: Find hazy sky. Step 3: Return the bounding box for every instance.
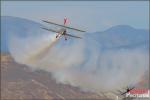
[1,1,149,32]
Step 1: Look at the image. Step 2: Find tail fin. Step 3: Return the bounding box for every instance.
[64,17,68,25]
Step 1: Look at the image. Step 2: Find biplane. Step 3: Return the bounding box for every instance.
[41,18,86,40]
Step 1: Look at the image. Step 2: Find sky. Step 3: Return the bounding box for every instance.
[1,1,149,32]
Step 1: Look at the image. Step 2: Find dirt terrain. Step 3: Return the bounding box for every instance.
[1,54,108,100]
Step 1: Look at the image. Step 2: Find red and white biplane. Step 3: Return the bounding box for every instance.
[41,18,86,40]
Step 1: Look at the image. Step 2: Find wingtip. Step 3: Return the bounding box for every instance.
[79,37,82,39]
[41,27,47,30]
[82,30,86,32]
[40,27,44,29]
[42,20,46,22]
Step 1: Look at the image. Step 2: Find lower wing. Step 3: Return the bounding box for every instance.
[65,33,82,39]
[41,27,58,33]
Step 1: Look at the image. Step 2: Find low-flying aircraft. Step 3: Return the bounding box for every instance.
[118,86,135,95]
[41,18,86,40]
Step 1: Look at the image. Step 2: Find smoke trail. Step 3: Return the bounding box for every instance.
[27,35,59,63]
[8,27,149,92]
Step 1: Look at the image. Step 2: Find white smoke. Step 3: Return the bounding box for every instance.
[8,28,149,92]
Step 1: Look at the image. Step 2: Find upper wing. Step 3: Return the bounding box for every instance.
[42,20,86,32]
[65,33,82,39]
[41,27,58,33]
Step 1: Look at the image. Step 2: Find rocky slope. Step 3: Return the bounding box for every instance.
[1,54,108,100]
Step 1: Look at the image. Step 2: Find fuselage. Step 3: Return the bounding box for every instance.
[56,28,67,39]
[59,28,66,35]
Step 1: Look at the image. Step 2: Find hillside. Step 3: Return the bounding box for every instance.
[1,54,107,100]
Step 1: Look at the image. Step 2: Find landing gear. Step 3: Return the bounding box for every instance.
[64,35,67,40]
